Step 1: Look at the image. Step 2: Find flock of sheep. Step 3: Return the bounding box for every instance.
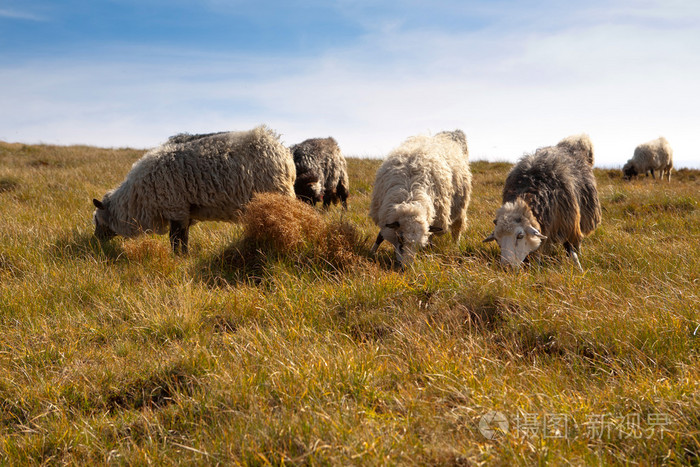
[92,127,673,270]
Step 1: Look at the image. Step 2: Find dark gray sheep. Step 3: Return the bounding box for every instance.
[289,137,349,208]
[484,144,601,270]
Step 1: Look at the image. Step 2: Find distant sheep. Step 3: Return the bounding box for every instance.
[369,130,472,267]
[484,142,601,270]
[623,137,673,181]
[290,137,349,208]
[92,125,296,254]
[554,133,595,166]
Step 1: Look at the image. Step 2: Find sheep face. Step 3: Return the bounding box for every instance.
[622,162,638,180]
[382,222,427,267]
[382,204,437,267]
[484,200,546,268]
[92,198,117,240]
[294,172,323,205]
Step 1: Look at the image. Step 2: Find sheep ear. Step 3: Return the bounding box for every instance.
[526,226,547,240]
[385,221,400,229]
[428,225,443,233]
[93,199,104,209]
[483,232,496,243]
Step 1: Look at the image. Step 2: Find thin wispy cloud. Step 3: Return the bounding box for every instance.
[0,8,46,21]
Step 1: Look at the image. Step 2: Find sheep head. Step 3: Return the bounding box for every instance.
[92,197,117,240]
[483,198,546,268]
[382,201,439,267]
[622,162,638,180]
[294,171,323,205]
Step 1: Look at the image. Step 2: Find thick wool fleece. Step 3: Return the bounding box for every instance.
[95,125,296,238]
[555,134,595,166]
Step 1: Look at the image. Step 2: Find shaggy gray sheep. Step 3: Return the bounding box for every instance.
[623,137,673,181]
[289,137,349,208]
[484,142,601,270]
[92,125,296,254]
[369,130,472,268]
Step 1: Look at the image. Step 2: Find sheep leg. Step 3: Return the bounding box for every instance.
[169,220,190,255]
[337,183,349,210]
[564,242,583,272]
[450,219,463,244]
[322,191,335,209]
[369,232,384,255]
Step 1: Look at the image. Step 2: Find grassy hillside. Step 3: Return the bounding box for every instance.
[0,141,698,465]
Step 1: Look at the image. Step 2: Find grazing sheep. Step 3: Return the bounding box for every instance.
[554,133,595,166]
[484,144,601,270]
[92,125,296,254]
[369,130,472,267]
[623,137,673,181]
[290,137,349,208]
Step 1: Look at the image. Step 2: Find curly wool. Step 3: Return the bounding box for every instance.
[95,125,296,238]
[623,137,673,180]
[370,130,472,247]
[290,137,349,207]
[501,146,601,248]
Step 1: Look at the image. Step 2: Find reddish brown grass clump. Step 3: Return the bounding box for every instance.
[241,193,364,269]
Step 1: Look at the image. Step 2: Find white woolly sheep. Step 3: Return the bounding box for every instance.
[623,137,673,181]
[92,125,296,254]
[290,137,350,208]
[484,141,601,271]
[369,130,472,267]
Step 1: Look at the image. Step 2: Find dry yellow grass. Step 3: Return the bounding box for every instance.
[0,141,698,464]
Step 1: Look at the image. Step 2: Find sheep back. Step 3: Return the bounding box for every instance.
[555,134,595,166]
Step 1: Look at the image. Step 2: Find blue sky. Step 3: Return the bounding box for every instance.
[1,0,699,167]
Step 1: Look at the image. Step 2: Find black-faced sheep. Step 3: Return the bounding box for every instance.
[92,125,296,254]
[484,143,601,271]
[623,137,673,181]
[369,130,472,267]
[289,137,349,208]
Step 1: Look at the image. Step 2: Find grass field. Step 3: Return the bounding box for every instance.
[0,141,698,465]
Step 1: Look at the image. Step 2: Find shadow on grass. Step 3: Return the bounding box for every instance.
[194,239,270,288]
[194,234,374,289]
[51,230,126,263]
